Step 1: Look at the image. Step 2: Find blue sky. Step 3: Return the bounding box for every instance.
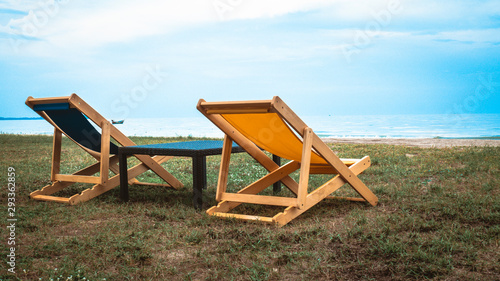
[0,0,499,120]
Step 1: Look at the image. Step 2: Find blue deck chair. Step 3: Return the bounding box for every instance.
[26,94,183,205]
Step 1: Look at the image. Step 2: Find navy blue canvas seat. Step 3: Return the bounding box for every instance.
[33,103,119,154]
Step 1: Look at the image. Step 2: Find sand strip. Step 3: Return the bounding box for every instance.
[323,138,500,148]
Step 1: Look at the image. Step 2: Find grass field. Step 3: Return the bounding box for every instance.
[0,134,499,280]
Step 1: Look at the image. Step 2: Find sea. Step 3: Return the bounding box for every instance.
[1,114,499,139]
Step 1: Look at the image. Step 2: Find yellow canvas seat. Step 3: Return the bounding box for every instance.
[26,94,183,205]
[197,96,378,226]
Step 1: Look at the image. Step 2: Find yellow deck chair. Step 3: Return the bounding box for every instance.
[26,94,183,205]
[197,96,378,226]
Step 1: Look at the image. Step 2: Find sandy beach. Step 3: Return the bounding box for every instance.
[323,138,500,148]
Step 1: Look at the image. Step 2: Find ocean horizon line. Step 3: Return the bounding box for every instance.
[2,112,500,120]
[0,117,43,120]
[1,132,499,141]
[1,114,499,139]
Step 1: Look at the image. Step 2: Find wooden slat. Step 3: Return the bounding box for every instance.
[54,174,102,184]
[199,100,272,114]
[211,212,274,223]
[131,182,173,188]
[100,121,110,185]
[216,135,233,201]
[220,193,297,207]
[206,108,270,114]
[51,128,62,181]
[25,96,70,109]
[31,195,70,204]
[297,127,313,209]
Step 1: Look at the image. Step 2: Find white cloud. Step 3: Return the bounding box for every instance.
[45,1,216,47]
[3,0,498,57]
[400,0,500,23]
[315,0,403,22]
[217,0,333,20]
[2,0,338,53]
[438,28,500,44]
[0,0,39,12]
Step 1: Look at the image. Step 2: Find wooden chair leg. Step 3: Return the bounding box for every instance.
[100,121,110,185]
[297,127,313,209]
[51,128,62,181]
[216,135,232,201]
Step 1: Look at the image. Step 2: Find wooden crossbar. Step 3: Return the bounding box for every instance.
[200,100,272,114]
[211,212,275,223]
[220,193,297,207]
[30,195,71,204]
[54,174,102,184]
[25,96,70,106]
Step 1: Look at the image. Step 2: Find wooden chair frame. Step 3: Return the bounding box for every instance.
[197,96,378,226]
[26,94,183,205]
